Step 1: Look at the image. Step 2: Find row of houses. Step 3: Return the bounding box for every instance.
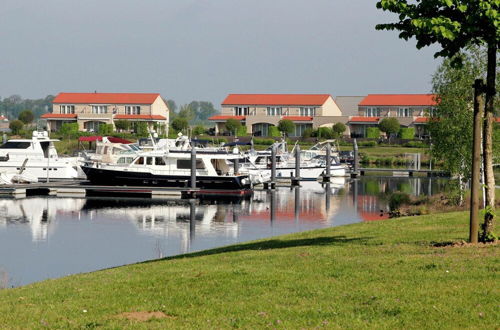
[40,92,436,138]
[208,94,437,138]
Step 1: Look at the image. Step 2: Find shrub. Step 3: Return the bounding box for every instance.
[98,123,114,135]
[388,192,411,211]
[134,122,149,137]
[366,127,381,138]
[114,120,130,132]
[277,119,295,137]
[317,127,335,139]
[268,126,281,137]
[171,117,189,132]
[253,138,275,145]
[59,122,79,139]
[358,140,377,147]
[18,110,34,124]
[236,125,247,136]
[332,122,347,136]
[404,141,427,148]
[302,127,314,138]
[379,118,400,136]
[9,120,24,135]
[225,119,241,135]
[399,127,415,139]
[192,125,206,136]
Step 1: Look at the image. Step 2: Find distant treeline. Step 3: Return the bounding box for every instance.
[0,95,54,120]
[0,95,217,126]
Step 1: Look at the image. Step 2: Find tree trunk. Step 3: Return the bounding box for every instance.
[481,44,497,241]
[470,79,484,243]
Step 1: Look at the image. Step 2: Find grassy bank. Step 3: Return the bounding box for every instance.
[0,212,498,328]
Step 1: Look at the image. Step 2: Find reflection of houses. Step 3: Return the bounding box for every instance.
[209,94,349,137]
[41,93,169,133]
[350,94,436,138]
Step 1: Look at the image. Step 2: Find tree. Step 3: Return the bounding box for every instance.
[171,117,189,132]
[114,120,130,132]
[332,122,347,137]
[166,99,177,113]
[225,118,241,136]
[18,110,34,124]
[9,120,23,135]
[134,122,149,137]
[376,0,499,241]
[59,122,79,139]
[277,119,295,137]
[192,125,206,136]
[379,118,400,139]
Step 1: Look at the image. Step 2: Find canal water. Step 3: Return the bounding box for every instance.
[0,176,448,287]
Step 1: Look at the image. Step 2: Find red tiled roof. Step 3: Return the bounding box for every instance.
[53,93,161,104]
[359,94,437,106]
[222,94,331,106]
[208,115,246,121]
[349,116,380,123]
[114,114,166,120]
[414,117,429,123]
[40,113,77,119]
[282,116,313,121]
[0,116,7,121]
[495,118,500,123]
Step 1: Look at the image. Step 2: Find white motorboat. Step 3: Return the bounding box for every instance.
[0,131,83,182]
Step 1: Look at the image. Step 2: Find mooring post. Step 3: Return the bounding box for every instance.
[351,138,359,178]
[292,145,301,185]
[270,144,276,189]
[190,147,196,189]
[233,157,239,175]
[469,79,484,243]
[323,143,331,182]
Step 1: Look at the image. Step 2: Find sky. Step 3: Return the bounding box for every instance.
[0,0,441,107]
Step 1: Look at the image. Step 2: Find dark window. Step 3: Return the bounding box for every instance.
[135,157,144,165]
[0,142,31,149]
[155,157,166,165]
[146,157,153,165]
[177,159,205,169]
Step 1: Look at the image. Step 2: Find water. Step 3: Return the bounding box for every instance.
[0,176,448,287]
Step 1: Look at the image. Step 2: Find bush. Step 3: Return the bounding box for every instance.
[404,141,427,148]
[98,123,114,135]
[192,125,206,136]
[9,120,24,135]
[358,140,377,147]
[59,122,79,139]
[268,126,281,137]
[236,126,247,136]
[253,138,275,145]
[225,119,241,135]
[18,110,34,124]
[317,127,335,139]
[388,192,411,211]
[332,122,347,136]
[114,120,130,132]
[399,127,415,139]
[171,117,189,132]
[366,127,381,138]
[379,118,400,136]
[302,127,314,138]
[134,122,149,137]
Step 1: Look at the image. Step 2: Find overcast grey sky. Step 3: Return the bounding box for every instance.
[0,0,440,106]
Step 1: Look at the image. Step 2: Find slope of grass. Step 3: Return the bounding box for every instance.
[0,212,498,329]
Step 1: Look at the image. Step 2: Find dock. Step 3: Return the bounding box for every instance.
[0,181,253,199]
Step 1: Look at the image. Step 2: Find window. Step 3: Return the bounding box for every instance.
[125,106,141,115]
[299,107,316,116]
[292,123,313,137]
[155,157,166,165]
[234,107,249,116]
[135,157,145,165]
[266,107,282,116]
[117,157,134,164]
[397,108,413,117]
[0,142,31,149]
[366,107,381,117]
[177,159,205,169]
[146,157,153,165]
[92,105,108,114]
[60,105,75,114]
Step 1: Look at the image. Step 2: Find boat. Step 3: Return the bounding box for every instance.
[81,148,252,190]
[0,131,83,182]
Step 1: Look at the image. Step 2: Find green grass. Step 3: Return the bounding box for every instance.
[0,212,498,329]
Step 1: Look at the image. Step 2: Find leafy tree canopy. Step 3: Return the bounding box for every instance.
[376,0,499,65]
[277,119,295,136]
[332,122,347,135]
[171,117,189,132]
[379,118,401,135]
[225,118,241,135]
[18,110,34,124]
[9,120,23,135]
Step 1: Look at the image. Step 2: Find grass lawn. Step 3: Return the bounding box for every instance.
[0,212,498,329]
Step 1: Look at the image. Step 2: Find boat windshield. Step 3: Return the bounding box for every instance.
[0,142,31,149]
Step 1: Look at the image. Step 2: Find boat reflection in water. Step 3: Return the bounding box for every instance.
[0,176,450,287]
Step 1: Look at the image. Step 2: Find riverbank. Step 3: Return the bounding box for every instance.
[0,211,498,328]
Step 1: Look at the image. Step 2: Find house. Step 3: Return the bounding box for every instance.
[209,94,349,137]
[41,93,169,133]
[349,94,436,138]
[0,115,9,132]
